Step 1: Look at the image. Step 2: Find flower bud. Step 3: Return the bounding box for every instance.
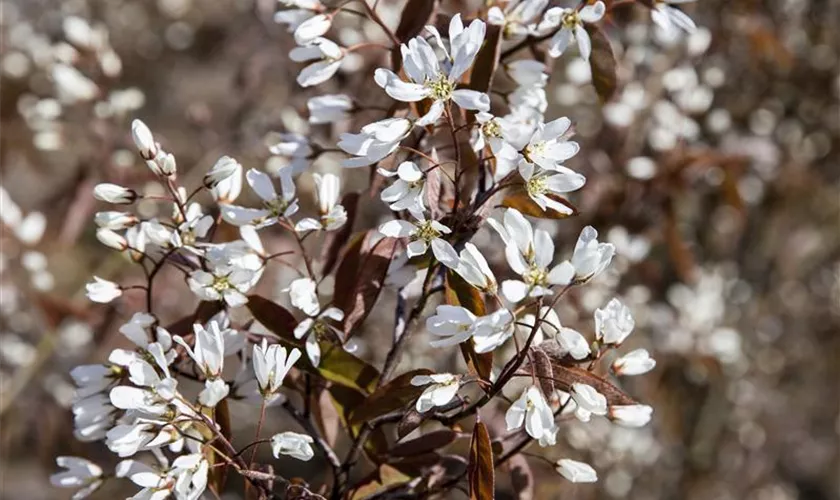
[86,277,122,303]
[204,156,241,188]
[147,152,177,178]
[555,459,597,483]
[94,211,138,230]
[608,404,653,428]
[612,348,655,376]
[96,228,128,251]
[93,183,137,204]
[131,119,157,159]
[293,14,332,45]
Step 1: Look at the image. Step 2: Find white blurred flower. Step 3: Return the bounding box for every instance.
[594,298,635,346]
[570,383,607,422]
[338,117,412,168]
[272,431,315,461]
[505,386,558,446]
[86,277,122,303]
[308,94,353,124]
[50,456,103,499]
[411,373,461,412]
[294,13,332,45]
[94,211,137,231]
[130,119,157,159]
[555,458,597,483]
[93,183,136,204]
[651,0,697,36]
[295,173,347,232]
[542,2,605,60]
[609,404,653,427]
[612,348,655,375]
[291,37,344,87]
[53,64,98,103]
[267,133,312,174]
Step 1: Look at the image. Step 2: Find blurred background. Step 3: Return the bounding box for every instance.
[0,0,838,498]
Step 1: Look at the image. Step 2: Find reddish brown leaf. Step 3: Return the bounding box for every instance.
[395,0,438,42]
[350,369,432,425]
[342,235,400,338]
[501,185,578,219]
[320,192,360,277]
[332,232,367,313]
[397,409,429,440]
[530,347,556,404]
[390,429,458,457]
[468,421,494,500]
[467,24,503,93]
[551,365,637,406]
[425,162,444,220]
[330,384,390,462]
[244,295,299,342]
[586,24,618,103]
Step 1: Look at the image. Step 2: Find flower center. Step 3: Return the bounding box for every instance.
[523,141,546,162]
[212,276,231,292]
[265,197,290,217]
[526,175,547,197]
[311,321,329,341]
[414,221,441,242]
[426,73,454,101]
[482,119,502,138]
[523,265,548,287]
[562,11,581,29]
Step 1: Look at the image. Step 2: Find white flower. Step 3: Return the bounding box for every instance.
[221,167,299,228]
[570,383,607,422]
[110,343,178,415]
[520,307,591,360]
[567,226,615,283]
[293,13,332,45]
[50,456,103,499]
[308,93,353,124]
[651,0,697,36]
[338,117,412,168]
[295,173,347,232]
[96,228,128,251]
[205,155,241,187]
[288,277,320,316]
[253,339,301,399]
[118,454,208,500]
[505,386,558,446]
[594,298,634,345]
[174,321,230,407]
[378,211,458,267]
[609,404,653,427]
[426,305,477,348]
[94,211,138,230]
[612,348,655,375]
[504,60,548,87]
[487,208,576,302]
[518,161,585,214]
[487,0,547,40]
[374,15,489,125]
[267,132,312,174]
[118,312,158,348]
[93,183,136,204]
[294,307,345,367]
[471,308,516,353]
[86,276,122,303]
[411,373,461,412]
[171,203,214,249]
[53,64,98,103]
[454,243,497,293]
[274,0,324,32]
[272,431,315,461]
[379,161,425,211]
[543,2,606,60]
[187,250,254,308]
[520,117,580,171]
[290,37,344,87]
[471,112,519,161]
[130,119,156,159]
[555,458,597,483]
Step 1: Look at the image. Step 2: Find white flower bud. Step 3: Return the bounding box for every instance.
[204,156,241,188]
[94,211,138,230]
[147,153,177,177]
[96,228,128,250]
[86,277,122,303]
[271,431,315,461]
[131,119,157,159]
[609,404,653,428]
[612,348,655,376]
[594,298,635,346]
[555,459,597,483]
[93,183,137,204]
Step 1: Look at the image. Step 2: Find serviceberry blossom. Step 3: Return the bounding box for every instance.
[291,37,344,88]
[612,348,655,375]
[272,431,315,461]
[519,117,580,171]
[472,112,519,161]
[253,339,302,400]
[288,277,320,317]
[308,93,353,124]
[426,305,478,347]
[130,119,156,159]
[338,117,413,168]
[378,210,458,267]
[204,155,241,189]
[187,247,255,308]
[487,0,548,41]
[221,167,298,228]
[563,226,616,284]
[506,386,558,446]
[471,308,516,353]
[594,298,635,345]
[374,15,490,125]
[488,208,576,302]
[85,276,122,303]
[174,321,229,407]
[94,211,138,230]
[542,1,606,60]
[293,13,332,45]
[295,173,347,232]
[609,404,654,428]
[379,162,426,212]
[518,160,586,214]
[520,307,591,360]
[267,133,312,174]
[96,228,128,251]
[453,243,498,293]
[411,373,461,412]
[294,306,345,367]
[570,383,608,422]
[651,0,697,36]
[274,0,325,32]
[50,456,104,499]
[93,183,136,204]
[555,458,598,483]
[504,60,549,87]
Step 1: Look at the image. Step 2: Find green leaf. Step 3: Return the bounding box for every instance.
[247,295,380,394]
[586,24,618,103]
[468,421,495,500]
[350,369,432,425]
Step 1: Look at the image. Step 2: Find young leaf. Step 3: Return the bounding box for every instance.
[395,0,438,42]
[342,235,400,338]
[468,421,494,500]
[397,408,429,440]
[529,347,556,404]
[586,24,618,103]
[332,232,367,313]
[245,295,298,341]
[467,24,503,93]
[350,369,432,425]
[551,364,638,406]
[501,185,579,219]
[321,192,359,277]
